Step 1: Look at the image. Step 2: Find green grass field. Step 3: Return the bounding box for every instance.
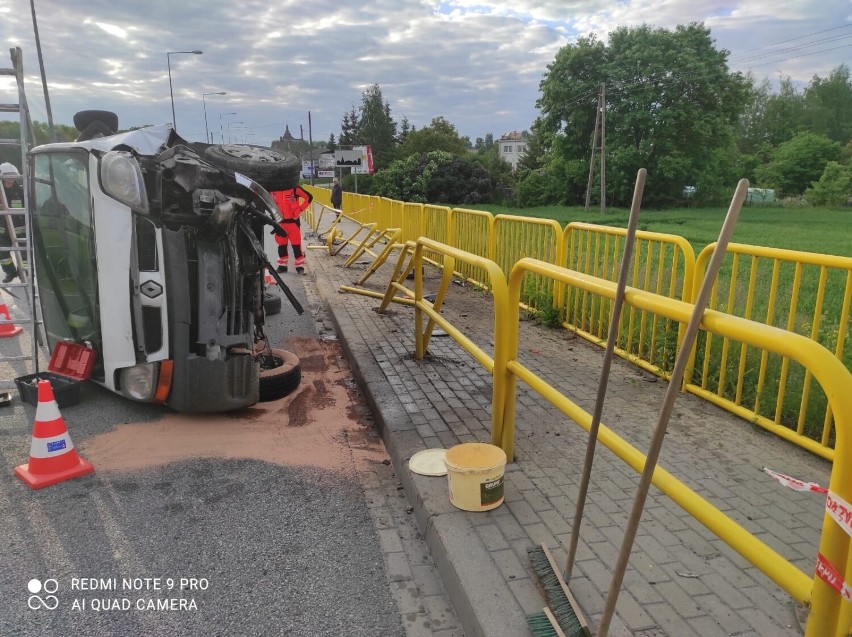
[466,203,852,258]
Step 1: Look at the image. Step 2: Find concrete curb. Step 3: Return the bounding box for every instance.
[309,264,530,637]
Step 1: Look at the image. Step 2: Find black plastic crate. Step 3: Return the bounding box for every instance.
[15,372,82,408]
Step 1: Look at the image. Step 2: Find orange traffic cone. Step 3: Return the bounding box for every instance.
[15,380,94,489]
[265,269,275,285]
[0,301,22,338]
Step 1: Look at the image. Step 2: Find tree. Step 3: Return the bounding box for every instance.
[339,105,359,147]
[354,84,398,170]
[535,23,750,206]
[400,116,468,156]
[327,133,337,153]
[516,118,550,173]
[760,76,806,147]
[803,65,852,144]
[397,115,412,145]
[756,132,842,195]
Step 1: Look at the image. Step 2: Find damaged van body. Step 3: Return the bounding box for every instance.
[28,115,301,412]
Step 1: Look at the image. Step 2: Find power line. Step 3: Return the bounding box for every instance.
[728,23,852,57]
[732,33,852,65]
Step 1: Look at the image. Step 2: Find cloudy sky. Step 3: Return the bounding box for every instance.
[0,1,849,148]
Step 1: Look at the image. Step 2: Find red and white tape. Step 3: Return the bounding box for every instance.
[763,467,852,537]
[826,491,852,539]
[764,467,852,600]
[762,467,828,494]
[816,553,852,602]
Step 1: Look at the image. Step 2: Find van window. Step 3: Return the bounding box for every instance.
[31,151,102,368]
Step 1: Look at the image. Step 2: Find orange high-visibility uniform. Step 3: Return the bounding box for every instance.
[270,186,312,271]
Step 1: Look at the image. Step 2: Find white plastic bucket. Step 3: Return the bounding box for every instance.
[444,442,507,512]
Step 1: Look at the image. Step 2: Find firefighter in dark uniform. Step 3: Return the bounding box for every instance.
[0,162,25,283]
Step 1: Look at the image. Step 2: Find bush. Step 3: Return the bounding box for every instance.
[516,170,559,207]
[371,151,495,204]
[755,132,841,195]
[805,161,852,206]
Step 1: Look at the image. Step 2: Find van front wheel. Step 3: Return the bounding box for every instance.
[203,144,300,192]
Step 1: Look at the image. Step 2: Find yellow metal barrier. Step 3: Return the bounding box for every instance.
[391,242,852,634]
[307,185,851,458]
[401,202,425,244]
[689,243,852,460]
[341,225,398,268]
[376,241,417,311]
[410,238,512,451]
[499,257,852,637]
[423,205,452,268]
[560,222,696,378]
[345,228,403,276]
[491,214,562,314]
[451,208,494,288]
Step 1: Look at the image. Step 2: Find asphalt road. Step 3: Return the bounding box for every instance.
[0,261,409,636]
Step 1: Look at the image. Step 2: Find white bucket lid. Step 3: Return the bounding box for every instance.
[408,448,448,476]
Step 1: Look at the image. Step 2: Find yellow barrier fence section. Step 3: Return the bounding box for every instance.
[452,208,494,288]
[560,222,696,378]
[491,214,562,314]
[397,241,852,635]
[401,202,425,244]
[309,184,849,454]
[410,238,513,457]
[687,243,852,461]
[499,257,852,637]
[422,204,451,268]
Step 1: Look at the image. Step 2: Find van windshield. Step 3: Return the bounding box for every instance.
[31,151,102,374]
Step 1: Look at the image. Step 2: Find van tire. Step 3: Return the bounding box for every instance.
[203,144,301,191]
[258,348,301,401]
[73,110,119,133]
[263,291,282,316]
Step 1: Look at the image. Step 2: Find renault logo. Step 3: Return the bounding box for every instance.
[140,280,163,299]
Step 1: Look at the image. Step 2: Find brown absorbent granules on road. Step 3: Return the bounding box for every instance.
[82,338,388,474]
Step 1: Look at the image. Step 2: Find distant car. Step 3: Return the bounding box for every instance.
[28,110,302,412]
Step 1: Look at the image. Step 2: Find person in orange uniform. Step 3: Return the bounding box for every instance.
[270,185,313,273]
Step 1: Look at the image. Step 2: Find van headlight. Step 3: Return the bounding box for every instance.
[119,363,157,401]
[101,151,148,213]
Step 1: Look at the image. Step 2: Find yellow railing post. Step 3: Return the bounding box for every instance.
[411,238,511,459]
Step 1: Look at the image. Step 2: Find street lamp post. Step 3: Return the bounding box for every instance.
[227,121,244,144]
[167,50,202,131]
[219,112,237,144]
[202,92,226,143]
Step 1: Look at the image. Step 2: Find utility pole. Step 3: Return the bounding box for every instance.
[600,82,606,213]
[585,91,602,212]
[308,111,314,186]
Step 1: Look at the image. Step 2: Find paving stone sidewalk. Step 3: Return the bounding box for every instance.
[303,221,831,637]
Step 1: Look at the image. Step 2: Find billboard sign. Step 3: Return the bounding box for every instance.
[329,147,374,174]
[352,146,374,175]
[334,150,363,167]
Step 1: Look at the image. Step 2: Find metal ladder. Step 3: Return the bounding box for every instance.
[0,46,41,389]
